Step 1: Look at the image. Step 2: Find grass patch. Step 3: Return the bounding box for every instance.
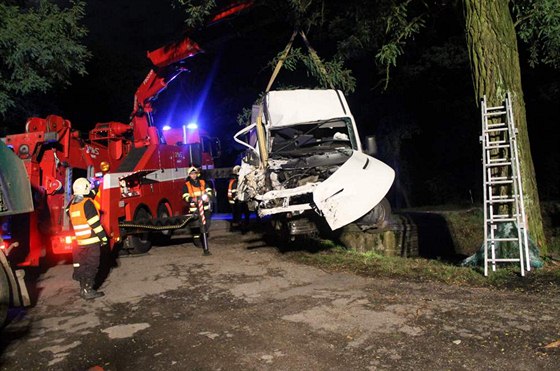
[435,208,484,256]
[287,243,560,293]
[280,202,560,293]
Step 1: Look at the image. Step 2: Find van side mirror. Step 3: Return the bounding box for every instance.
[364,135,378,156]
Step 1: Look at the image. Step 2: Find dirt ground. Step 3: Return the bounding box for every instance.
[1,220,559,370]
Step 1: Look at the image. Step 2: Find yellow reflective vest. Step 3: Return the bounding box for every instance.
[69,198,108,246]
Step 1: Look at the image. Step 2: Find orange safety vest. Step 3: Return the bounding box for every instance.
[69,199,103,246]
[185,180,210,212]
[227,178,237,204]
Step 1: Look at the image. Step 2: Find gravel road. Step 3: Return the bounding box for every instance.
[1,221,559,370]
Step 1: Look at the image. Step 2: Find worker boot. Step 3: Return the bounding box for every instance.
[80,279,105,300]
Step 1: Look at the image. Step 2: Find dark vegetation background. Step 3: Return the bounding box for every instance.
[2,0,559,208]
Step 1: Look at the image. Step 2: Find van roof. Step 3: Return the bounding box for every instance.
[264,89,353,128]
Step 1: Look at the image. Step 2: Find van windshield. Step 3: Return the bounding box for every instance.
[270,119,355,154]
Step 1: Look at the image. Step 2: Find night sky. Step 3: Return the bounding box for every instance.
[21,1,560,206]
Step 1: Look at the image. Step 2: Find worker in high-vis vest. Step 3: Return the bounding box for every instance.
[227,165,240,205]
[68,177,108,300]
[182,167,213,246]
[227,165,250,231]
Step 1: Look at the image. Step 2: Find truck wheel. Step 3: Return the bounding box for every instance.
[154,203,172,245]
[0,265,9,328]
[127,208,152,254]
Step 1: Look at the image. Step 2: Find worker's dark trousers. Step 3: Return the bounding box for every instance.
[232,201,250,226]
[72,243,101,283]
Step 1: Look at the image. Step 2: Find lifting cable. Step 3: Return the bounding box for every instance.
[255,30,297,168]
[265,29,298,93]
[298,30,334,90]
[264,29,334,94]
[256,29,333,168]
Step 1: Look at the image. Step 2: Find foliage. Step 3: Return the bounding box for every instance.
[373,1,427,88]
[199,0,560,89]
[173,0,217,28]
[173,0,430,93]
[0,0,90,117]
[280,0,428,90]
[271,47,356,93]
[513,0,560,68]
[130,0,560,100]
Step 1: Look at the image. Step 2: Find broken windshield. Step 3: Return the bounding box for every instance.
[270,119,356,154]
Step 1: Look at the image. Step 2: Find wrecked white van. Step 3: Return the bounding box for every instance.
[233,89,395,239]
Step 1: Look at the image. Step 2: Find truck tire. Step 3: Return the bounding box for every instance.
[126,208,152,254]
[0,265,9,328]
[154,203,172,245]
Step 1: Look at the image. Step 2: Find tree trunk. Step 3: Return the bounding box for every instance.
[463,0,546,253]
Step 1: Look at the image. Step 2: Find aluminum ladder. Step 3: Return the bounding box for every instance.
[480,92,530,276]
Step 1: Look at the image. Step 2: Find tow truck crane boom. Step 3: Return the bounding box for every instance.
[131,37,202,147]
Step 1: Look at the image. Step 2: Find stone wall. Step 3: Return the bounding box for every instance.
[339,214,418,257]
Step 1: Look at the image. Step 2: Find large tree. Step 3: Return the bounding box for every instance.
[463,0,556,252]
[0,0,90,123]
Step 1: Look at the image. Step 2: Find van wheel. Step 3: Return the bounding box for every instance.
[356,198,392,229]
[265,218,292,248]
[126,208,152,254]
[0,264,9,328]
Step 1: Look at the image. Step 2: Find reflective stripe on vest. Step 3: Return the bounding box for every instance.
[227,178,237,204]
[69,200,101,246]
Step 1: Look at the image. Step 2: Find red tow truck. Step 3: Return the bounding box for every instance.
[0,34,220,324]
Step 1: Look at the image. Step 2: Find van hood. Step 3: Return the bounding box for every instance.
[314,151,395,230]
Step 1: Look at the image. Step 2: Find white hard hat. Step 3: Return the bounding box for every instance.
[188,166,198,174]
[232,165,241,175]
[73,177,92,196]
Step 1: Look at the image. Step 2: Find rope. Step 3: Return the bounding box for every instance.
[265,29,334,92]
[256,29,334,168]
[299,30,334,89]
[256,30,298,168]
[265,30,298,93]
